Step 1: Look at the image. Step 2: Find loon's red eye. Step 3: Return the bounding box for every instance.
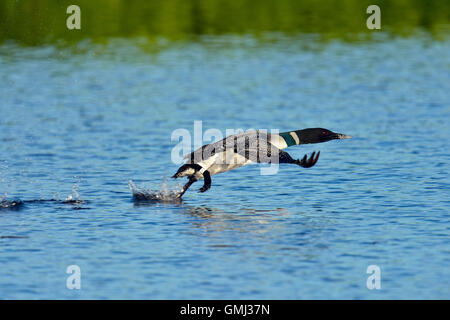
[322,131,327,135]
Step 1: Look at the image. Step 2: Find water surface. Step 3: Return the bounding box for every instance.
[0,35,449,299]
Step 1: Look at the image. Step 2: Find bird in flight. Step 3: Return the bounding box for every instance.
[172,128,351,198]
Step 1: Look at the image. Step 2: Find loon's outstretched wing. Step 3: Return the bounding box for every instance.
[184,130,275,164]
[183,130,319,166]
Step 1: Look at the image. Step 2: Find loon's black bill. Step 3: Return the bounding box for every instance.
[336,133,352,139]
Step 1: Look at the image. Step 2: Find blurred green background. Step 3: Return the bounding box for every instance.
[0,0,449,46]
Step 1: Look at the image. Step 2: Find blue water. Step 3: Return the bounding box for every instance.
[0,35,449,299]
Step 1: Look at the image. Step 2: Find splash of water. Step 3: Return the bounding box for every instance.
[0,181,84,210]
[128,179,183,202]
[0,192,23,210]
[63,183,83,205]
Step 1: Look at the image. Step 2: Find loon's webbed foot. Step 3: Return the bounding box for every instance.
[296,151,320,168]
[198,185,210,193]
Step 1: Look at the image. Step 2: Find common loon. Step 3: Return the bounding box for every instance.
[172,128,351,198]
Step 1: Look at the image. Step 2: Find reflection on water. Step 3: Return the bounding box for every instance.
[131,200,292,235]
[0,0,449,46]
[177,204,333,271]
[182,205,291,235]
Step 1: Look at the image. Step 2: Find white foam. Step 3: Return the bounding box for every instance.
[128,179,183,202]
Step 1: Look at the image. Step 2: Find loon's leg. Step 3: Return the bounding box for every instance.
[173,163,212,196]
[198,170,211,193]
[279,150,320,168]
[176,177,197,198]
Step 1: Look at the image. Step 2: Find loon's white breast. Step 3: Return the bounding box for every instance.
[197,150,252,177]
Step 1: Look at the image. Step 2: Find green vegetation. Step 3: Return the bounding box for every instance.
[0,0,449,46]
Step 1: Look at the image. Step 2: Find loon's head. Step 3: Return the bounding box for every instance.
[296,128,351,144]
